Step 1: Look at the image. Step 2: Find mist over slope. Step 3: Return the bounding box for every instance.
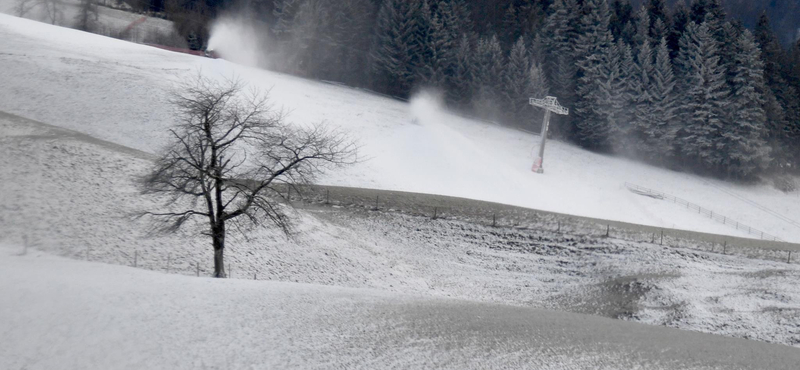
[1,13,799,242]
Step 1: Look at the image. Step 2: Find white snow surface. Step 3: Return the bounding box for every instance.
[3,248,800,370]
[0,0,173,38]
[2,110,799,350]
[1,14,799,242]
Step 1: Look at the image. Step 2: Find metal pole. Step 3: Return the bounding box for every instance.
[533,110,552,174]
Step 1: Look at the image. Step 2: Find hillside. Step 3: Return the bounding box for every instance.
[631,0,800,45]
[4,248,800,369]
[2,20,800,348]
[1,13,799,242]
[0,0,175,43]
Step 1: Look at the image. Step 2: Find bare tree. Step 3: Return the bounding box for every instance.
[142,76,357,278]
[74,0,99,32]
[15,0,63,25]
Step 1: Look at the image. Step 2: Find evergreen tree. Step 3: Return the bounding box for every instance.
[272,0,299,37]
[501,4,521,46]
[504,37,533,123]
[723,30,771,178]
[541,0,579,113]
[573,0,616,150]
[528,60,550,102]
[370,0,422,97]
[632,39,656,156]
[598,41,629,153]
[331,0,376,86]
[689,0,708,24]
[437,0,470,46]
[291,0,333,77]
[668,0,690,58]
[646,0,669,34]
[417,1,456,88]
[610,0,633,43]
[718,20,743,85]
[449,34,476,106]
[651,18,668,47]
[443,0,472,36]
[648,37,678,160]
[617,40,638,142]
[473,35,506,118]
[633,6,651,51]
[755,12,799,167]
[675,22,730,171]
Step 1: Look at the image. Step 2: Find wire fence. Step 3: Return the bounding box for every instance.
[52,182,798,280]
[277,184,799,261]
[624,182,783,242]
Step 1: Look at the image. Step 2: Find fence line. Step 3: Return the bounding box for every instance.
[283,184,800,253]
[624,182,783,242]
[68,183,797,280]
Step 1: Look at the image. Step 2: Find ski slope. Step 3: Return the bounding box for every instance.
[0,13,799,242]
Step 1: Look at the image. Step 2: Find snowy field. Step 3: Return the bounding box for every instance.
[2,112,799,351]
[2,13,800,367]
[4,249,800,370]
[0,0,174,40]
[0,14,799,243]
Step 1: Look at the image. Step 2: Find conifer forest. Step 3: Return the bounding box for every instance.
[141,0,800,180]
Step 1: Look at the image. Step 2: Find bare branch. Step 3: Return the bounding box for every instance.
[140,73,357,278]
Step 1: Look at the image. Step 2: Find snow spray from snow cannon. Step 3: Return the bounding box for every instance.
[207,16,265,68]
[528,96,569,174]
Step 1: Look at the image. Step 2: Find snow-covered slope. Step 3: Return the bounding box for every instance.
[1,13,799,242]
[3,247,800,370]
[3,84,800,348]
[0,0,174,40]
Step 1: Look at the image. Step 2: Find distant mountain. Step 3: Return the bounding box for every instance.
[631,0,800,46]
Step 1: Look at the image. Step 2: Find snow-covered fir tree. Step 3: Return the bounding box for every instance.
[647,37,679,160]
[417,2,456,88]
[573,0,616,150]
[503,37,533,123]
[722,30,771,178]
[473,35,506,118]
[541,0,578,112]
[632,5,650,51]
[632,38,655,156]
[448,34,476,107]
[616,40,638,144]
[370,0,421,97]
[668,0,690,58]
[675,22,730,171]
[597,41,628,153]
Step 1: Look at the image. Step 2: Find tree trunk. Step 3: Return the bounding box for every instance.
[213,246,225,278]
[212,223,226,278]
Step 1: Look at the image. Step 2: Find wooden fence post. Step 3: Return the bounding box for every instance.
[326,189,330,204]
[492,214,496,227]
[660,230,664,245]
[606,225,610,237]
[134,251,138,267]
[196,262,200,277]
[723,241,727,255]
[788,251,792,264]
[167,254,171,273]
